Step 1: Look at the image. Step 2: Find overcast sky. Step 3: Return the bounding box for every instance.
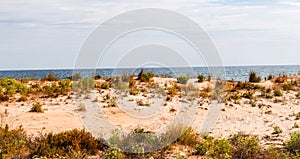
[0,0,300,70]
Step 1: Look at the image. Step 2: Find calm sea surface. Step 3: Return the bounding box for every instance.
[0,65,299,82]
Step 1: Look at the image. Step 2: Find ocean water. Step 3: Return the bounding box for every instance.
[0,65,299,82]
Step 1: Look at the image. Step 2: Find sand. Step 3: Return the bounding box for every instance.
[1,76,300,149]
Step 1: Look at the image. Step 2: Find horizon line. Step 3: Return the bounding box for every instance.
[0,64,300,71]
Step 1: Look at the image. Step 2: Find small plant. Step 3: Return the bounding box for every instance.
[130,87,139,95]
[0,94,9,102]
[293,122,299,128]
[104,147,125,159]
[30,102,43,113]
[178,127,199,146]
[137,69,154,82]
[295,112,300,120]
[101,82,110,89]
[284,132,300,154]
[17,95,27,102]
[265,93,273,98]
[282,84,292,91]
[243,91,254,99]
[197,74,205,83]
[296,91,300,98]
[273,89,282,96]
[177,76,189,84]
[108,97,117,107]
[249,71,261,83]
[78,103,86,112]
[273,126,282,134]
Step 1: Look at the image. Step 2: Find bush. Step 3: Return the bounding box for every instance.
[41,73,58,81]
[273,126,282,134]
[28,129,103,158]
[104,147,125,159]
[101,82,110,89]
[178,127,199,146]
[58,79,71,95]
[73,78,95,93]
[295,112,300,120]
[78,103,86,112]
[249,71,261,83]
[17,95,27,102]
[177,76,189,84]
[273,89,282,96]
[70,72,82,81]
[282,84,292,91]
[137,70,154,82]
[0,125,28,158]
[197,74,205,83]
[130,87,139,95]
[29,102,43,113]
[243,91,254,99]
[285,132,300,154]
[230,133,263,159]
[0,94,9,102]
[195,137,232,159]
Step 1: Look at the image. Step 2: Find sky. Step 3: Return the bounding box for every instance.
[0,0,300,70]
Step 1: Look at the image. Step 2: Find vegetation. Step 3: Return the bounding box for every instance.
[0,124,299,158]
[273,89,282,96]
[249,71,261,83]
[285,132,300,154]
[137,69,154,82]
[78,103,87,112]
[273,126,283,134]
[100,82,110,89]
[29,102,43,113]
[197,74,205,83]
[177,76,189,84]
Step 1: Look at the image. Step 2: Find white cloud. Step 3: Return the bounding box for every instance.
[0,0,300,68]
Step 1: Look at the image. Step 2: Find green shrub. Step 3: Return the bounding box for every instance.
[249,71,261,83]
[273,89,282,96]
[73,78,95,93]
[178,127,199,146]
[137,70,154,82]
[28,129,102,158]
[101,82,110,89]
[273,126,282,134]
[265,93,273,98]
[29,102,43,113]
[177,76,189,84]
[104,147,125,159]
[78,103,86,112]
[243,91,254,99]
[296,91,300,98]
[41,73,59,81]
[284,132,300,154]
[17,95,27,102]
[230,134,263,159]
[0,94,9,102]
[293,122,299,128]
[254,84,263,90]
[195,137,232,159]
[58,79,71,95]
[0,85,3,94]
[0,125,28,158]
[282,84,292,91]
[130,87,139,95]
[295,112,300,120]
[70,72,82,81]
[197,74,205,83]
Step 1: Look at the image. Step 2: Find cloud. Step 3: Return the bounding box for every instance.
[0,0,300,69]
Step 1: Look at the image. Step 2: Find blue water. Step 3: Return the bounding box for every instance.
[0,65,299,82]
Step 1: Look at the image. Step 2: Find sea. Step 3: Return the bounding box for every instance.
[0,65,299,82]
